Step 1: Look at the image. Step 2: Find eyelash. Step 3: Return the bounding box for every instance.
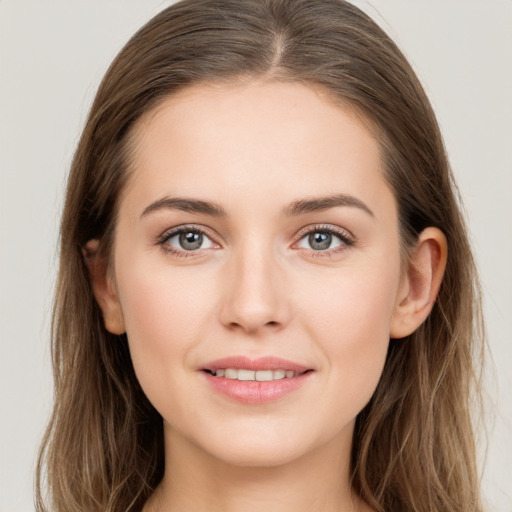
[294,224,355,257]
[156,224,355,258]
[157,225,218,258]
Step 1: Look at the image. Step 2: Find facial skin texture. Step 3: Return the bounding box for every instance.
[90,81,446,512]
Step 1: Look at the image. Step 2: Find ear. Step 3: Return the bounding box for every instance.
[83,239,126,335]
[390,227,447,339]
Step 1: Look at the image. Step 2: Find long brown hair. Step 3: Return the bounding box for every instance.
[36,1,485,510]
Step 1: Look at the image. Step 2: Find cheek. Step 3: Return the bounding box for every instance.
[300,259,400,339]
[118,259,214,338]
[115,261,217,398]
[297,259,400,398]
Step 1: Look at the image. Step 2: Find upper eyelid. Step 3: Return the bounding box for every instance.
[158,224,218,242]
[295,224,355,241]
[163,226,200,238]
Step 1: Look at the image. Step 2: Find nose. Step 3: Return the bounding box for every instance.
[218,241,289,335]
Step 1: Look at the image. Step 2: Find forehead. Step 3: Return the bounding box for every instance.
[123,80,394,220]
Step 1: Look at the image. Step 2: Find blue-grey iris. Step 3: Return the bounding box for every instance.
[180,231,203,250]
[309,232,332,250]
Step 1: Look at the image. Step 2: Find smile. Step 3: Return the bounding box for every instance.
[205,369,301,380]
[201,356,314,404]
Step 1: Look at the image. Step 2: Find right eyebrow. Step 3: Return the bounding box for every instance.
[140,197,227,219]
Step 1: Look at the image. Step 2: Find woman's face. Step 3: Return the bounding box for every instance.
[106,81,407,467]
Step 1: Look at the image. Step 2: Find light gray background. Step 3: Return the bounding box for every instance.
[1,1,511,511]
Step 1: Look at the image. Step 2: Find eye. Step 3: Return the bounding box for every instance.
[295,226,354,253]
[159,226,217,254]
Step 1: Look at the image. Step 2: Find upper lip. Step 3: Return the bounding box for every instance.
[202,356,311,373]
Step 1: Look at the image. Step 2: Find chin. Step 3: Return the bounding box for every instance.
[209,441,308,468]
[187,418,341,469]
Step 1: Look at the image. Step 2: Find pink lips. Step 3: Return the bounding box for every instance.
[201,356,313,405]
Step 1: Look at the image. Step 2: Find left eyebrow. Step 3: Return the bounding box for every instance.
[282,194,374,217]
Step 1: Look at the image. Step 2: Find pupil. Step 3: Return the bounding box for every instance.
[179,231,203,250]
[309,232,332,250]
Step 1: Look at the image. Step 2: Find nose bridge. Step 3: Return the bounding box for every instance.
[219,235,286,333]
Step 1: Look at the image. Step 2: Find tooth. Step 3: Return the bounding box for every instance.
[215,368,299,381]
[237,369,256,381]
[225,368,238,379]
[255,370,273,381]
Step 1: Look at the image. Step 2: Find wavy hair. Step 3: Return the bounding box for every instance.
[36,1,485,510]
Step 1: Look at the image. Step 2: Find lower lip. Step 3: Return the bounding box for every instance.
[202,371,313,405]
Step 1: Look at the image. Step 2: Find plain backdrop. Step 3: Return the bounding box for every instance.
[1,1,511,511]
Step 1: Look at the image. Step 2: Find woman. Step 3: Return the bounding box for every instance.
[36,0,485,510]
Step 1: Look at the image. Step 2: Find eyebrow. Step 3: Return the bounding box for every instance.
[141,197,227,218]
[140,193,374,219]
[282,194,374,217]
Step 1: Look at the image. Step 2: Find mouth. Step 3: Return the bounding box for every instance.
[201,356,314,404]
[203,368,310,380]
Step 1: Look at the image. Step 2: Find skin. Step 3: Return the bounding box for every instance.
[89,80,447,512]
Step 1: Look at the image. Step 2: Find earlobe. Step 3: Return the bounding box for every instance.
[390,227,447,339]
[83,239,126,335]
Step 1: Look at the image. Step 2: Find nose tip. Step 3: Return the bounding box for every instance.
[224,299,281,334]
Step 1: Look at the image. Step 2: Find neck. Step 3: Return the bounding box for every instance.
[144,422,369,512]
